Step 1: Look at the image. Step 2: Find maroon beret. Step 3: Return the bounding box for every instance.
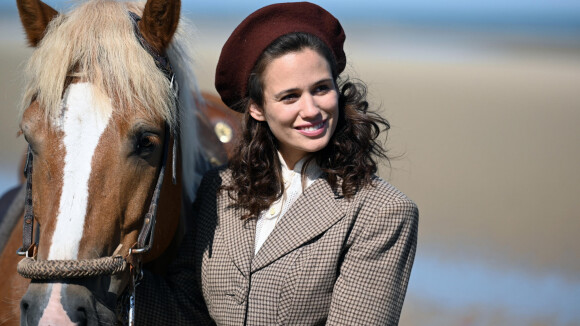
[215,2,346,111]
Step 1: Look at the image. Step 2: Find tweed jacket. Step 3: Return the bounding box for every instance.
[136,168,418,325]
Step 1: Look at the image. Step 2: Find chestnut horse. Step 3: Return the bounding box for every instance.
[0,0,240,325]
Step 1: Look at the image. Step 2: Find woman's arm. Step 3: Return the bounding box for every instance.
[134,172,218,325]
[134,234,214,325]
[326,197,419,325]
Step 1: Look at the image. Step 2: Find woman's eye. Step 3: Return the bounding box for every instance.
[281,94,298,102]
[313,85,330,94]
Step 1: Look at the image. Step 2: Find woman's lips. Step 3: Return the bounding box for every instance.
[296,120,327,136]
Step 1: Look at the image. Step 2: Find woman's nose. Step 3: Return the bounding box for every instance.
[299,94,321,119]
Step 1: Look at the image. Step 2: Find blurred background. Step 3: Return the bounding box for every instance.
[1,1,579,325]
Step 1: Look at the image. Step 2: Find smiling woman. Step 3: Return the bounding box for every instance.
[136,2,418,325]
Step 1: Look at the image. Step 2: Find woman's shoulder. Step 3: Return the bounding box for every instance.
[346,176,419,233]
[355,175,417,210]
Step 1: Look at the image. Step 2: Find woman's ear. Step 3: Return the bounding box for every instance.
[249,102,266,121]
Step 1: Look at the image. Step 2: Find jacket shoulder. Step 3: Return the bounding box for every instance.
[347,177,419,241]
[360,176,416,207]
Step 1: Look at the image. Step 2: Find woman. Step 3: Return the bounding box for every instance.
[138,2,418,325]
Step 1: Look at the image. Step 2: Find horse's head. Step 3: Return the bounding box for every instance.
[16,0,186,324]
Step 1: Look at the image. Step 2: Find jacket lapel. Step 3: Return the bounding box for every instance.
[221,199,256,278]
[251,178,345,272]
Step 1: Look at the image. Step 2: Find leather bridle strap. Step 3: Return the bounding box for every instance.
[17,147,35,257]
[127,10,179,256]
[131,124,170,256]
[129,10,178,186]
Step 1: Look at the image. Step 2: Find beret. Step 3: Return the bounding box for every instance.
[215,2,346,111]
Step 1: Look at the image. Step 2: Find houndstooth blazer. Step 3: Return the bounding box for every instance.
[136,167,418,325]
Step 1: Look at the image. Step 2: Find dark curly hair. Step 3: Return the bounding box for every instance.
[223,33,390,219]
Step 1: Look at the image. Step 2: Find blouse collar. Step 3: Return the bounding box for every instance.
[278,152,322,189]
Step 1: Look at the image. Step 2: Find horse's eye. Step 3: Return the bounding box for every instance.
[139,136,153,149]
[21,132,39,156]
[135,132,159,156]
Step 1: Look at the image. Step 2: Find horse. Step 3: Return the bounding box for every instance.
[0,0,241,324]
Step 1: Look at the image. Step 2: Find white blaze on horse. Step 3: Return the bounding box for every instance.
[0,0,239,325]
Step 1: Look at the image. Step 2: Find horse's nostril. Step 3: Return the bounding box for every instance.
[76,307,88,326]
[20,300,30,326]
[20,300,29,312]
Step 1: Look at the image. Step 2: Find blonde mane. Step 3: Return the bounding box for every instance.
[20,0,199,130]
[21,0,204,204]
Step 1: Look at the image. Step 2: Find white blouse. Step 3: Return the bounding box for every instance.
[254,153,322,254]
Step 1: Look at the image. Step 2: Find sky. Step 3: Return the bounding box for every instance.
[2,0,580,32]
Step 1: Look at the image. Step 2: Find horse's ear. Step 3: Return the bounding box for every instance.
[16,0,59,47]
[139,0,181,53]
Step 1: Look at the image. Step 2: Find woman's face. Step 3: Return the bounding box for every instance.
[249,48,339,169]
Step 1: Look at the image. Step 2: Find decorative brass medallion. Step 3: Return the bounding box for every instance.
[214,121,233,143]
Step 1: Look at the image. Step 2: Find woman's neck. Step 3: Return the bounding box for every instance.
[278,152,307,171]
[278,152,308,172]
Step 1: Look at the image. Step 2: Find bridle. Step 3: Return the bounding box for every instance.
[16,11,179,326]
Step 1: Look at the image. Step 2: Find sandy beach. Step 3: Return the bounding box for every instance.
[1,8,580,325]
